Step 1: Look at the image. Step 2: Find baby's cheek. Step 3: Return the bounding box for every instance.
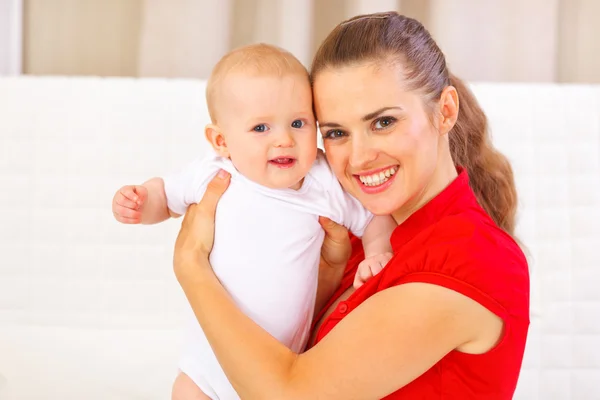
[306,143,319,164]
[229,149,261,179]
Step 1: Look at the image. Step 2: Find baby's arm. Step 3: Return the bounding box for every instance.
[112,156,210,225]
[140,177,181,222]
[362,215,396,258]
[112,177,176,225]
[355,215,396,288]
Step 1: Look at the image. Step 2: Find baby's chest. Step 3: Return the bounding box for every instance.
[209,184,326,284]
[214,184,322,245]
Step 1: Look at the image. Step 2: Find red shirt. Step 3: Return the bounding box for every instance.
[313,169,530,399]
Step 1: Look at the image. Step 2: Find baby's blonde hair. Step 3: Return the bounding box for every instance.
[206,43,309,123]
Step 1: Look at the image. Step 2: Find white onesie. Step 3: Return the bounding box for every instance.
[164,149,372,400]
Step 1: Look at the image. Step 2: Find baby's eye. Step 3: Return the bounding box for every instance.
[253,124,269,133]
[291,120,305,129]
[374,117,396,130]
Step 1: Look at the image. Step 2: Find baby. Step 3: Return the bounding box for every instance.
[111,44,395,400]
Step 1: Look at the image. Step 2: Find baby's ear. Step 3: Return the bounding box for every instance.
[205,124,230,158]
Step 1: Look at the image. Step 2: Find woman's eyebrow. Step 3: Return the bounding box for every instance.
[318,121,343,129]
[318,106,403,129]
[361,106,403,121]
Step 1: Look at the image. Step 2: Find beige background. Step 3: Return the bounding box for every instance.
[10,0,600,83]
[0,0,22,75]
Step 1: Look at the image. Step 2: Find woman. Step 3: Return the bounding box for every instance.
[173,12,529,399]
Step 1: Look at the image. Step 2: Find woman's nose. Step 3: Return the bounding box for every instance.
[349,136,377,168]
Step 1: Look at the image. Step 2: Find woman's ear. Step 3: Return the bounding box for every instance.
[205,124,230,158]
[437,86,459,136]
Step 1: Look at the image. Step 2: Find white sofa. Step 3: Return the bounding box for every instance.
[0,77,599,400]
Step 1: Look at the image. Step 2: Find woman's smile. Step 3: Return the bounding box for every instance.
[354,165,399,194]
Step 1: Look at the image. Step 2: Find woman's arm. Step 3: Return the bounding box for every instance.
[175,171,503,399]
[182,272,500,399]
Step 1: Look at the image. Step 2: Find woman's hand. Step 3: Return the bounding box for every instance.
[173,169,231,285]
[314,217,352,315]
[318,217,352,271]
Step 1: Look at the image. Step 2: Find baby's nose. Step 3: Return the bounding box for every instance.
[275,130,295,147]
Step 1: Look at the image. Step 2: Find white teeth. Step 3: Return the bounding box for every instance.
[358,166,398,187]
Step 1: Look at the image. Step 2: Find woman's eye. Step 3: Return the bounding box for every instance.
[291,119,305,129]
[253,124,269,133]
[323,129,346,139]
[374,117,395,130]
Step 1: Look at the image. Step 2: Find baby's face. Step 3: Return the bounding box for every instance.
[217,73,317,190]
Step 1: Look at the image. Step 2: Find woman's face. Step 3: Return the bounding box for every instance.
[313,62,456,222]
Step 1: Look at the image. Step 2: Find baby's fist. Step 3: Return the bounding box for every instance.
[112,185,148,224]
[353,252,393,289]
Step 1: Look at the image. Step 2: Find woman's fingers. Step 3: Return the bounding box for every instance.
[318,216,348,245]
[318,216,351,270]
[181,170,231,230]
[197,169,231,218]
[174,170,231,280]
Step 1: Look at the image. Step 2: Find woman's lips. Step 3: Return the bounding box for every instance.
[354,165,399,194]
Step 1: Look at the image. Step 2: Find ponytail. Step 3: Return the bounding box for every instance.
[448,74,518,235]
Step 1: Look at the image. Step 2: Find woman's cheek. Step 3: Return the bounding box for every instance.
[388,130,419,159]
[323,143,347,172]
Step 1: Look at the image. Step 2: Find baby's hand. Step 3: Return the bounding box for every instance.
[112,185,148,224]
[354,252,393,289]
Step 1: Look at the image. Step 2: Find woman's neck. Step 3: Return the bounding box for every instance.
[392,152,457,225]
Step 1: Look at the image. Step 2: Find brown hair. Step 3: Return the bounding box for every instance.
[206,43,308,123]
[311,12,517,234]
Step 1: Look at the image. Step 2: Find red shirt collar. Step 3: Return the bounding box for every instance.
[390,167,478,250]
[311,167,480,337]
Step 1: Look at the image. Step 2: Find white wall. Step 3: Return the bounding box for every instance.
[1,77,600,399]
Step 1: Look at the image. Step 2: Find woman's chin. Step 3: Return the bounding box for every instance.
[357,196,401,218]
[348,183,402,217]
[372,205,400,218]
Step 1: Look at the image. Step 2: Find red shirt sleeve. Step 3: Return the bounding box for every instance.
[379,215,530,324]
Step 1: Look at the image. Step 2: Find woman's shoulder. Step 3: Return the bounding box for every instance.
[381,210,530,317]
[399,208,526,267]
